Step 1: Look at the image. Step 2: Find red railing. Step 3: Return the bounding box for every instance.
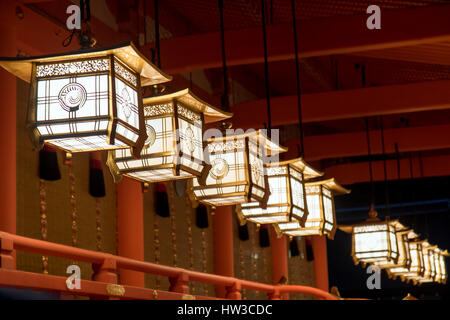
[0,231,340,300]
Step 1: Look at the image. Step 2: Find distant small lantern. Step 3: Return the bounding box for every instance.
[107,89,232,183]
[398,241,426,284]
[417,243,438,284]
[436,249,448,284]
[340,205,399,267]
[192,130,286,207]
[385,229,418,281]
[372,223,415,270]
[274,178,350,239]
[237,158,322,226]
[0,42,171,154]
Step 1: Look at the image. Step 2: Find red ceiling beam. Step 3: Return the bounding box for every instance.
[230,80,450,129]
[153,4,450,74]
[324,154,450,185]
[281,124,450,161]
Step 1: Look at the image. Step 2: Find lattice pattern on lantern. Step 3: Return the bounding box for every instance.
[274,178,350,239]
[0,42,172,155]
[192,130,286,207]
[237,158,322,225]
[107,89,232,183]
[372,222,414,270]
[349,218,400,267]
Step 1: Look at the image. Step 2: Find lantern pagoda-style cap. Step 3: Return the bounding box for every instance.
[0,42,171,155]
[274,178,350,240]
[192,130,287,207]
[237,157,323,226]
[107,88,232,183]
[339,207,399,267]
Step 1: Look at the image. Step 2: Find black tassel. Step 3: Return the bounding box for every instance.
[39,145,61,181]
[289,237,300,257]
[259,225,270,248]
[195,204,209,229]
[238,222,249,241]
[89,153,105,198]
[306,237,314,261]
[154,182,170,217]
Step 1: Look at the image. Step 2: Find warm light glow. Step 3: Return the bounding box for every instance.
[0,42,171,154]
[351,219,399,267]
[237,158,322,226]
[274,178,350,239]
[107,89,231,183]
[192,130,286,207]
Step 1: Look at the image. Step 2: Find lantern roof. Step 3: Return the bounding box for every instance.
[143,88,232,123]
[305,178,350,195]
[0,42,172,86]
[266,157,323,180]
[208,129,287,154]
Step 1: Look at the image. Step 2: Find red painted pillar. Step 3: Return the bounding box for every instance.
[116,177,145,286]
[312,235,329,293]
[0,3,17,247]
[213,206,234,298]
[270,229,289,299]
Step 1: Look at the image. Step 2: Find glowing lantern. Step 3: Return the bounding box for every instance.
[436,250,448,284]
[342,205,399,267]
[0,42,171,154]
[396,240,426,284]
[372,223,415,270]
[237,158,322,225]
[417,242,438,283]
[274,178,350,239]
[191,130,286,207]
[106,89,232,182]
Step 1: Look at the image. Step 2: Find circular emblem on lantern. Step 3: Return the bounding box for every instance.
[144,124,156,149]
[58,82,87,112]
[184,126,196,153]
[210,158,229,180]
[121,87,132,121]
[251,159,262,184]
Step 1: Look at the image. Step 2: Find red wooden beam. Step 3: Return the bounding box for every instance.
[281,124,450,161]
[153,4,450,74]
[230,80,450,129]
[323,154,450,185]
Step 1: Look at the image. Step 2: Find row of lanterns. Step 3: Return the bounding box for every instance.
[2,42,446,286]
[340,210,448,285]
[0,42,351,241]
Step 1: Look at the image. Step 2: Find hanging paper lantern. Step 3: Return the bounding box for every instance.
[154,182,170,217]
[289,237,300,257]
[192,130,286,207]
[259,225,270,248]
[0,42,171,154]
[39,144,61,181]
[395,240,426,284]
[436,249,448,284]
[275,178,350,240]
[416,242,438,284]
[107,89,231,183]
[237,158,322,226]
[89,152,106,197]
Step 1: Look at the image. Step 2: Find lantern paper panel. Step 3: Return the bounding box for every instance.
[274,178,350,239]
[372,223,415,269]
[107,89,231,183]
[351,220,399,266]
[192,130,286,207]
[237,158,322,225]
[0,42,172,154]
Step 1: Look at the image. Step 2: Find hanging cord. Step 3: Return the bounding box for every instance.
[260,0,272,137]
[154,0,161,69]
[365,117,375,208]
[291,0,305,157]
[218,0,230,112]
[380,115,391,221]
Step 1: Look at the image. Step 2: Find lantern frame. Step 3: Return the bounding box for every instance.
[107,89,232,183]
[237,158,323,226]
[0,42,171,155]
[274,178,350,239]
[192,130,286,207]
